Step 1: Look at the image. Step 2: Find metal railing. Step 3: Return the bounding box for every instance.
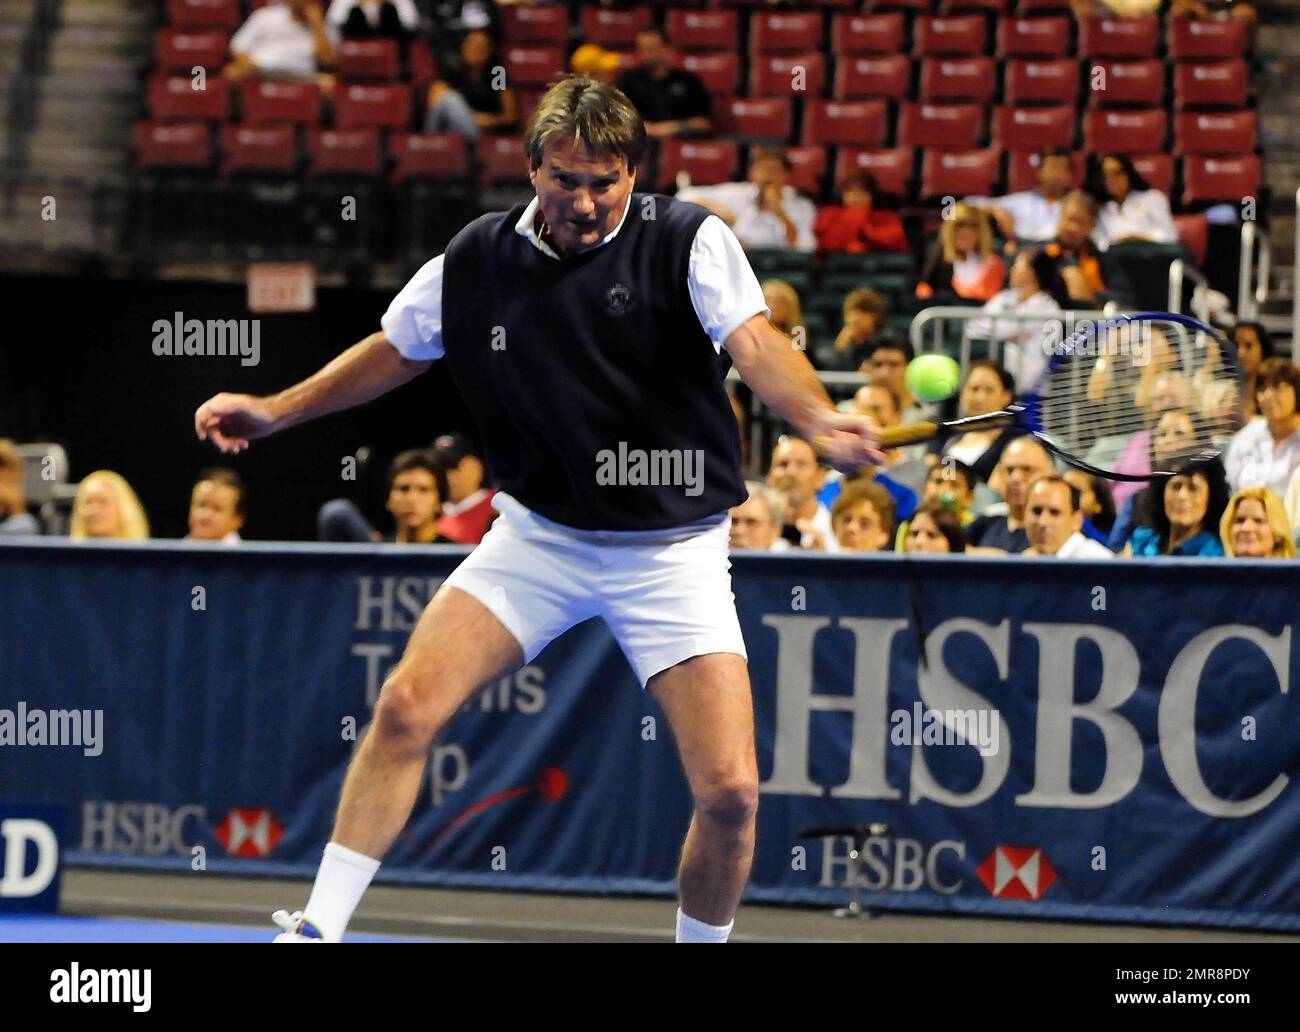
[909,305,1118,375]
[1168,259,1212,325]
[1237,219,1271,321]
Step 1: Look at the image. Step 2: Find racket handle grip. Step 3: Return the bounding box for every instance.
[878,422,941,448]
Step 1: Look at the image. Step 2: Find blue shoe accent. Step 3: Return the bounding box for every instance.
[296,918,325,939]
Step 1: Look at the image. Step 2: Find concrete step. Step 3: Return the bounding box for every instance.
[48,48,146,75]
[52,25,154,55]
[35,95,141,125]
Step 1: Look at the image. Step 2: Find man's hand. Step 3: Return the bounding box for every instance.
[194,394,280,454]
[810,410,885,475]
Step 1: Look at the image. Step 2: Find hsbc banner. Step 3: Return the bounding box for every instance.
[2,541,1300,930]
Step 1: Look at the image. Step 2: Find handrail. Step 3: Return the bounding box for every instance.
[1236,220,1273,322]
[1168,259,1211,325]
[909,305,1116,375]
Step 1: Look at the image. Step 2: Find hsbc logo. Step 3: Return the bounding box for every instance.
[81,802,207,856]
[977,845,1058,900]
[215,808,283,857]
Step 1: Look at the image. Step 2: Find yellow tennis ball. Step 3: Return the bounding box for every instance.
[905,354,960,403]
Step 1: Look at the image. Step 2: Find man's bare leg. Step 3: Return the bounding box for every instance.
[649,652,758,940]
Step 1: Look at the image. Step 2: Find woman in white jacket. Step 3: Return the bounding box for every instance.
[1089,153,1179,250]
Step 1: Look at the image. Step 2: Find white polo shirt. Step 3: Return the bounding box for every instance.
[966,190,1063,243]
[676,181,817,253]
[1095,189,1178,250]
[231,5,339,79]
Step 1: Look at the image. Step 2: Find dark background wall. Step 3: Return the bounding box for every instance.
[1,273,475,540]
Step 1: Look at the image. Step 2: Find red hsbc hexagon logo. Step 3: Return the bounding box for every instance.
[215,809,284,857]
[977,846,1057,900]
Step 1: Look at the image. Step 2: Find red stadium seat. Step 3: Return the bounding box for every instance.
[155,29,227,71]
[681,53,740,96]
[135,120,213,170]
[997,16,1070,58]
[831,13,905,55]
[478,134,528,187]
[516,88,547,128]
[899,102,985,149]
[148,74,229,122]
[1128,152,1174,195]
[1016,0,1073,11]
[920,57,996,102]
[1078,16,1158,59]
[408,41,437,88]
[1173,61,1249,110]
[749,53,826,97]
[715,98,794,141]
[1181,154,1260,206]
[666,10,740,52]
[803,99,888,147]
[336,39,400,81]
[1168,17,1249,61]
[1174,110,1256,155]
[785,144,829,197]
[1083,108,1167,153]
[579,6,653,49]
[1172,213,1207,265]
[1003,59,1078,105]
[503,45,566,88]
[867,0,931,11]
[307,128,382,176]
[921,148,1000,198]
[751,12,824,54]
[240,80,321,126]
[945,0,1010,12]
[220,124,297,174]
[834,54,911,100]
[388,132,470,183]
[501,4,570,46]
[167,0,239,31]
[333,83,411,130]
[915,16,986,56]
[658,140,738,192]
[1007,148,1083,192]
[992,105,1075,149]
[1088,59,1164,107]
[834,147,914,199]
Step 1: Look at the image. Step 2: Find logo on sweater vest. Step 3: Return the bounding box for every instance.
[605,282,633,316]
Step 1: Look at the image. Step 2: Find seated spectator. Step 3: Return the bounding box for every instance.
[223,0,339,95]
[1087,153,1178,250]
[862,336,936,425]
[616,28,712,140]
[812,288,894,376]
[426,0,499,65]
[1108,370,1195,507]
[967,147,1076,246]
[320,448,446,544]
[967,251,1069,391]
[851,383,928,496]
[766,435,834,551]
[1070,0,1161,17]
[1045,191,1134,306]
[423,29,516,140]
[1220,487,1294,558]
[0,439,39,536]
[729,481,791,552]
[1232,321,1276,421]
[69,470,149,541]
[678,145,816,252]
[1063,468,1117,542]
[814,172,908,255]
[570,43,622,85]
[830,479,896,554]
[900,500,967,554]
[966,437,1055,552]
[915,203,1005,303]
[1023,474,1113,557]
[762,279,803,338]
[1124,456,1229,557]
[1108,407,1206,550]
[929,361,1023,489]
[327,0,417,40]
[922,458,976,526]
[431,432,495,544]
[1170,0,1257,24]
[1225,359,1300,496]
[186,468,246,545]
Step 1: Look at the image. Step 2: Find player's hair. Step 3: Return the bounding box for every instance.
[195,466,246,516]
[1027,472,1082,513]
[69,470,149,541]
[524,75,646,173]
[831,478,896,539]
[1254,358,1300,402]
[906,500,967,553]
[387,449,448,502]
[1220,487,1295,559]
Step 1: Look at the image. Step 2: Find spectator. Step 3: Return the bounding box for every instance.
[569,43,622,86]
[69,470,149,541]
[1046,191,1134,306]
[814,172,909,255]
[1220,487,1294,558]
[729,481,791,552]
[900,500,967,554]
[1071,0,1162,18]
[1170,0,1257,25]
[915,203,1005,303]
[1087,153,1178,249]
[0,439,39,536]
[186,467,247,545]
[894,458,976,547]
[426,0,500,58]
[431,431,495,544]
[929,361,1023,489]
[1232,321,1276,421]
[766,435,834,551]
[1225,359,1300,496]
[812,288,895,375]
[616,28,712,140]
[967,251,1068,391]
[1063,468,1117,541]
[1108,407,1206,550]
[851,383,928,496]
[967,147,1076,245]
[320,448,447,543]
[1124,456,1229,557]
[1023,474,1113,557]
[327,0,418,40]
[966,436,1055,552]
[1109,370,1195,507]
[830,479,895,554]
[762,279,803,338]
[678,145,817,252]
[224,0,339,96]
[422,28,517,140]
[863,336,937,425]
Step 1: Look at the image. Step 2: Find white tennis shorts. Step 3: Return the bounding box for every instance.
[443,492,748,687]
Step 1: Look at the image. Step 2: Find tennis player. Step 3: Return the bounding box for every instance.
[194,75,881,943]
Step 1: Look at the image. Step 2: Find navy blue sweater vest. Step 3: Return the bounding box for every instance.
[440,193,747,531]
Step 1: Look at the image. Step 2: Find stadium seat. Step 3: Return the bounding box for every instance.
[657,139,739,191]
[1173,61,1249,110]
[1172,213,1207,265]
[148,74,229,122]
[715,97,794,141]
[1127,153,1174,195]
[1016,0,1074,11]
[501,4,570,46]
[135,120,213,171]
[220,124,298,175]
[834,54,911,100]
[1174,110,1257,155]
[803,100,888,147]
[307,128,382,177]
[167,0,240,32]
[1078,16,1158,59]
[945,0,1010,13]
[915,16,987,56]
[337,39,400,81]
[240,80,321,126]
[1089,60,1164,107]
[1007,148,1083,192]
[786,145,829,197]
[408,41,437,88]
[920,148,1000,198]
[388,133,470,183]
[997,17,1070,58]
[503,46,567,88]
[478,134,529,187]
[155,29,227,72]
[834,147,914,199]
[992,105,1075,149]
[666,10,740,52]
[579,6,653,49]
[1168,17,1249,61]
[333,83,411,130]
[516,88,547,128]
[899,102,985,149]
[831,13,905,55]
[681,53,740,96]
[1181,154,1260,206]
[920,57,996,102]
[1083,108,1166,153]
[750,54,826,97]
[751,12,825,54]
[867,0,931,12]
[1003,59,1078,105]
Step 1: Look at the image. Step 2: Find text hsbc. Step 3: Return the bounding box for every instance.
[80,802,206,855]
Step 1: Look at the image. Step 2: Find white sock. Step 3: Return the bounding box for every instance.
[301,842,381,942]
[675,907,734,943]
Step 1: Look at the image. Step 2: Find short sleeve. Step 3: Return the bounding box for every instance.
[230,9,264,54]
[687,215,770,353]
[381,254,445,361]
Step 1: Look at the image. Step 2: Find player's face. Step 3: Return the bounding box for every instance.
[905,511,950,554]
[530,140,635,257]
[729,494,778,550]
[833,500,889,553]
[188,481,244,541]
[1025,481,1079,555]
[386,469,440,530]
[1230,497,1273,558]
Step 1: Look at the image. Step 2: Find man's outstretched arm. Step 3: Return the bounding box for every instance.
[194,332,432,453]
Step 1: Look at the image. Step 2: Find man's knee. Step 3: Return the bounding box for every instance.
[694,775,760,830]
[373,667,457,750]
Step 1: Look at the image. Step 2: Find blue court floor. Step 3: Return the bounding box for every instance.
[0,914,461,943]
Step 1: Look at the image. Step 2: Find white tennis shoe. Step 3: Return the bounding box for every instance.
[272,909,326,942]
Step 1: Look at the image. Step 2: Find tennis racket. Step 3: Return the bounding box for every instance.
[877,311,1243,482]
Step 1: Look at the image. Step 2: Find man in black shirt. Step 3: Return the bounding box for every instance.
[967,436,1055,553]
[616,27,712,140]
